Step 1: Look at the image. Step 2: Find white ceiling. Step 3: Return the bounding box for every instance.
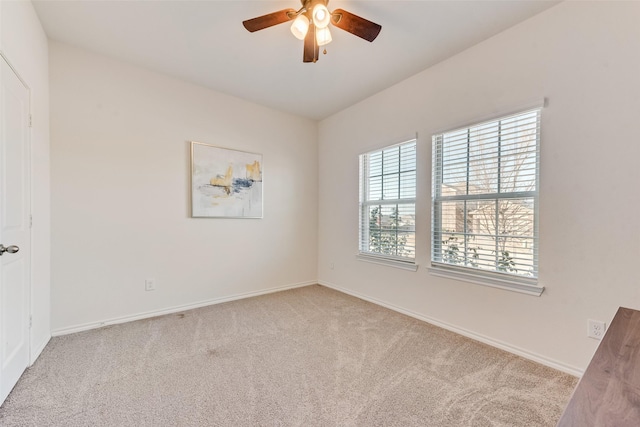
[32,0,559,120]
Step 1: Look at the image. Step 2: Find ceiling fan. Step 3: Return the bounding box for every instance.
[242,0,382,63]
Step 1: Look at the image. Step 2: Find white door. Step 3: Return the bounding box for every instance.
[0,55,31,404]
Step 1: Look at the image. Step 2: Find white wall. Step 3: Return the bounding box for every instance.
[50,42,318,332]
[1,0,51,362]
[318,1,640,373]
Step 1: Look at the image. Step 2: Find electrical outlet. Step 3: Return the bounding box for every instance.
[588,319,606,339]
[145,278,156,291]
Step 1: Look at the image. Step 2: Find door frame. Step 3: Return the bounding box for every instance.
[0,50,33,365]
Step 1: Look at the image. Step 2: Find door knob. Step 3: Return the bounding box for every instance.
[0,244,19,256]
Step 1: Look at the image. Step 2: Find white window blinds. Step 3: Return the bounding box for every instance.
[359,139,416,262]
[432,109,540,278]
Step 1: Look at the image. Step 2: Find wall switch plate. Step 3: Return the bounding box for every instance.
[145,278,156,291]
[588,319,606,339]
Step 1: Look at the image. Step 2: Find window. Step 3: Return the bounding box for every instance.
[431,109,540,288]
[359,139,416,266]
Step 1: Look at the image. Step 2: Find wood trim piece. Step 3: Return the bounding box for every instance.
[557,307,640,426]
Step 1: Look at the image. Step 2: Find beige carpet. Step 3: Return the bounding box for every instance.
[0,285,577,426]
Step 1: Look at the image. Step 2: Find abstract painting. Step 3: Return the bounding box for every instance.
[191,142,263,218]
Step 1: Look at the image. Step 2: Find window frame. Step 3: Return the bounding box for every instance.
[430,107,544,295]
[358,138,418,270]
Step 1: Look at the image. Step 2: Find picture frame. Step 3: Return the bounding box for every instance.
[190,141,263,218]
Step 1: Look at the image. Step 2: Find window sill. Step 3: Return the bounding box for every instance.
[356,254,418,271]
[428,264,544,296]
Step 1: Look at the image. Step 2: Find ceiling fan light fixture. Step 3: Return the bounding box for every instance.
[316,26,332,46]
[290,14,310,40]
[242,3,381,63]
[312,4,330,29]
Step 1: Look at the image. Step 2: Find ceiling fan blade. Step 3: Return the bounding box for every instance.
[303,23,318,63]
[331,8,381,42]
[243,9,296,32]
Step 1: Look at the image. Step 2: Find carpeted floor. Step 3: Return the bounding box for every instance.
[0,285,577,426]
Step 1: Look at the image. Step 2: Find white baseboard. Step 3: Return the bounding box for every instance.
[51,280,316,337]
[319,280,584,378]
